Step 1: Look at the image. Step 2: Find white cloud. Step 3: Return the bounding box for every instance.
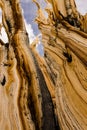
[0,0,87,45]
[0,9,8,43]
[0,27,8,43]
[0,8,35,44]
[24,19,36,44]
[22,6,35,44]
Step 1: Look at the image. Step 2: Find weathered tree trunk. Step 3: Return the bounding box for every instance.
[0,0,87,130]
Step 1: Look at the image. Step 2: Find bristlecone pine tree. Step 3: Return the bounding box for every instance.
[0,0,87,130]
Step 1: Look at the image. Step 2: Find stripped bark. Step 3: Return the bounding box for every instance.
[0,0,87,130]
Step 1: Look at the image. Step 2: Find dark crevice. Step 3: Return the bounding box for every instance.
[63,52,72,62]
[58,11,80,28]
[1,76,6,86]
[6,19,12,33]
[28,93,39,130]
[4,63,11,67]
[22,61,31,85]
[30,49,60,130]
[67,17,81,27]
[5,43,9,48]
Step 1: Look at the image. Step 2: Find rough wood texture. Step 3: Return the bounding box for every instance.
[0,0,87,130]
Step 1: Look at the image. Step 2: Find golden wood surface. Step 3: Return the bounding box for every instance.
[0,0,87,130]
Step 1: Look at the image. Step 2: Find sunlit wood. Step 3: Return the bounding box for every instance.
[0,0,87,130]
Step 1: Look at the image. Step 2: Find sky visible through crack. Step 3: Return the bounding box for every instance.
[0,0,87,49]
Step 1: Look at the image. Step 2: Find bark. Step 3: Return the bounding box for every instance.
[0,0,87,130]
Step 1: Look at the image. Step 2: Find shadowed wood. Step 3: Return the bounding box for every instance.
[0,0,87,130]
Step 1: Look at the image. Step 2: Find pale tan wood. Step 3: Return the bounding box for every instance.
[0,0,87,130]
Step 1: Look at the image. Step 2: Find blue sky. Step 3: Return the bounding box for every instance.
[21,0,87,44]
[75,0,87,14]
